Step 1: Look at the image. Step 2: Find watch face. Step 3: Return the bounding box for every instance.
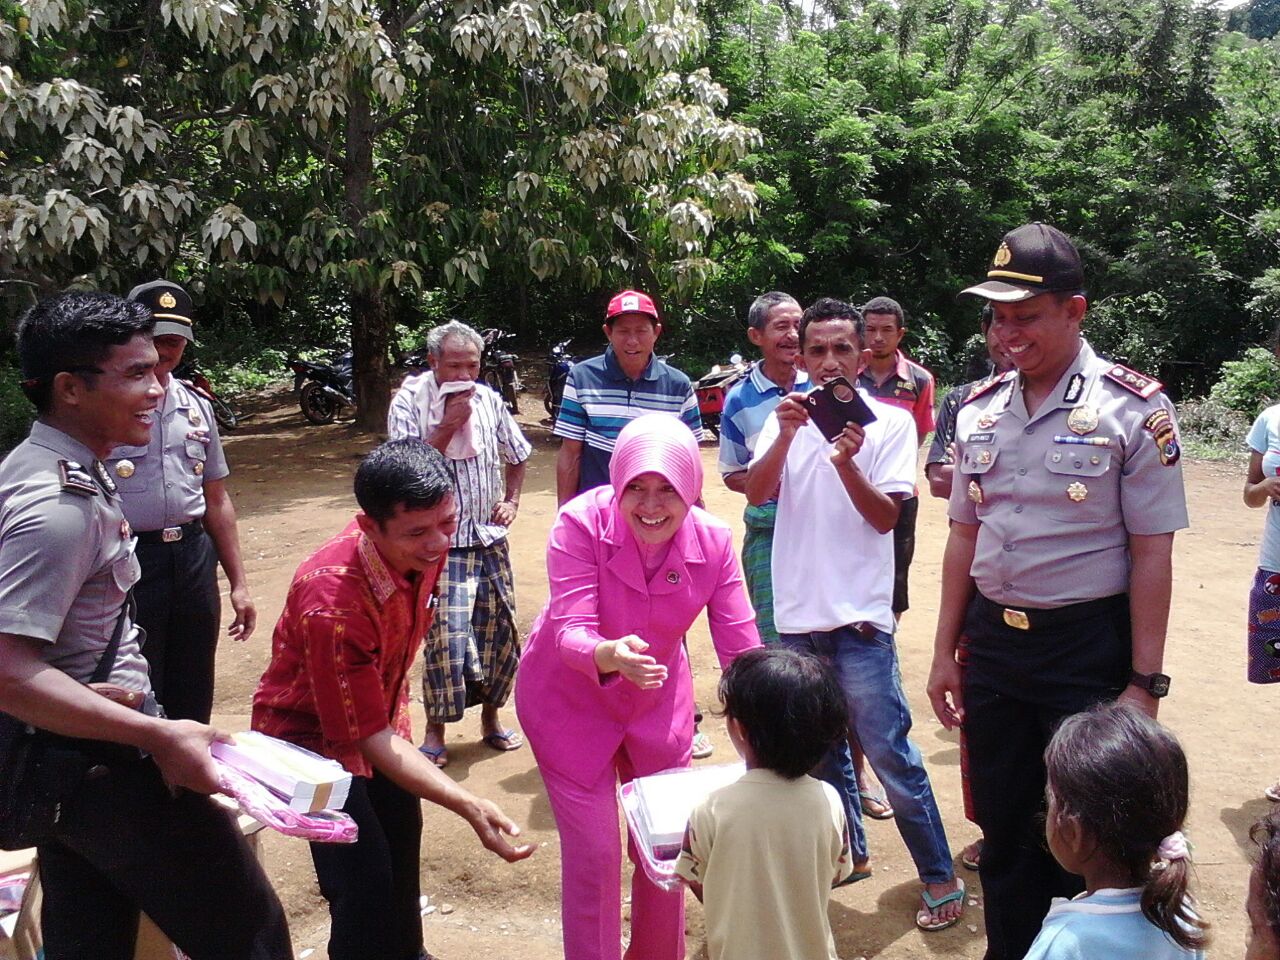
[1150,674,1171,697]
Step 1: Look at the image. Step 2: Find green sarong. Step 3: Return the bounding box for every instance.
[742,502,779,645]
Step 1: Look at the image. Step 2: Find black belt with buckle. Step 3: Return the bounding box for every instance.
[974,593,1128,632]
[135,518,204,545]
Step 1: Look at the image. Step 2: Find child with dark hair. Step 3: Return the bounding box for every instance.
[673,648,855,960]
[1248,811,1280,960]
[1028,701,1208,959]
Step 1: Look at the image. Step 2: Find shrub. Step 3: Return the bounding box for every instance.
[1208,347,1280,415]
[0,364,35,457]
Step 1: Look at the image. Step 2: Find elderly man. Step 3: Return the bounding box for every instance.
[387,320,531,768]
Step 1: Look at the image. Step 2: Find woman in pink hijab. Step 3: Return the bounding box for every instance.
[516,412,760,960]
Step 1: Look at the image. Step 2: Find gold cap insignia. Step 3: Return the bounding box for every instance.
[992,242,1013,268]
[159,292,177,309]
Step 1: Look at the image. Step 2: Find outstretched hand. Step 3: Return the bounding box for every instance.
[467,798,537,863]
[597,635,668,690]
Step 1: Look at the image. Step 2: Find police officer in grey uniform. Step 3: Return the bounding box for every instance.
[105,280,255,723]
[925,223,1188,960]
[0,292,290,960]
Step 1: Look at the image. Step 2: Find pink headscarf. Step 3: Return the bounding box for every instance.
[608,413,703,507]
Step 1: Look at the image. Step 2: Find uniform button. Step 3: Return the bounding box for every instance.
[165,482,173,488]
[1074,459,1083,467]
[1024,427,1034,435]
[1003,543,1015,552]
[1014,505,1024,513]
[1018,467,1028,476]
[1002,581,1013,590]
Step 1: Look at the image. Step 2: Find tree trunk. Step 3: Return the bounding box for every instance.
[345,87,391,432]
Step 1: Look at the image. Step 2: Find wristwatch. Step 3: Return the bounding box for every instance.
[1129,670,1171,698]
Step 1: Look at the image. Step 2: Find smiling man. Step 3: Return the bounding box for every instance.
[0,292,291,959]
[252,439,534,960]
[553,289,703,505]
[926,223,1188,960]
[746,298,964,935]
[104,279,255,724]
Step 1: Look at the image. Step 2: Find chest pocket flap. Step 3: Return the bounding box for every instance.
[184,440,209,461]
[1044,448,1112,477]
[959,447,1000,475]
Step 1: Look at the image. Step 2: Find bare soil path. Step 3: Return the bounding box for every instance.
[212,389,1270,959]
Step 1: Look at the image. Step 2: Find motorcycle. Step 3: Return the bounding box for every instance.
[695,354,750,438]
[480,328,522,414]
[289,353,356,425]
[173,359,239,431]
[543,337,574,421]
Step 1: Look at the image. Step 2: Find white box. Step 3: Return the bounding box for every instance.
[211,731,351,813]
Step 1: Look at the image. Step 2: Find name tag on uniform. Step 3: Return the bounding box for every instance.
[966,432,995,444]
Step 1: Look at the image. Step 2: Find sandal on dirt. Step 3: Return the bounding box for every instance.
[481,729,524,752]
[961,839,984,871]
[692,731,714,759]
[834,863,873,888]
[916,879,965,932]
[419,744,448,769]
[1266,782,1280,802]
[859,790,895,820]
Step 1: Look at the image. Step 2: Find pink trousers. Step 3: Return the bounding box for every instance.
[538,749,686,960]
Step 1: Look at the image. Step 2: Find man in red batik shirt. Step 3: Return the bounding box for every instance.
[253,439,533,960]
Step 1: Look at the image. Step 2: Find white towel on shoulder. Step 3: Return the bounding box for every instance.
[412,372,481,460]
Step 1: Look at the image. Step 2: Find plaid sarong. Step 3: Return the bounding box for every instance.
[742,503,779,645]
[421,540,521,723]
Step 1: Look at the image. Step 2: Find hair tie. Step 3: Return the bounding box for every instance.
[1157,831,1189,863]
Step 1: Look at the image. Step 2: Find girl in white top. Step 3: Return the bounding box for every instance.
[1026,702,1208,959]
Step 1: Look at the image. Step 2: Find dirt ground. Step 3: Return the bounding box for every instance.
[208,386,1274,959]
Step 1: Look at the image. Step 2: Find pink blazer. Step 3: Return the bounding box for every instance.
[516,486,761,789]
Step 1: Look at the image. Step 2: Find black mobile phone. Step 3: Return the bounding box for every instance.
[805,376,877,442]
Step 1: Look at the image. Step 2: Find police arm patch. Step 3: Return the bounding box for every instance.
[1143,408,1181,466]
[1104,364,1162,399]
[58,459,100,497]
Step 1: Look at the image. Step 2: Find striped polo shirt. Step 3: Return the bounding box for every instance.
[718,362,808,477]
[553,346,703,494]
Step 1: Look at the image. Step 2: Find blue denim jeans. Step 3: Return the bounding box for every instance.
[781,625,954,884]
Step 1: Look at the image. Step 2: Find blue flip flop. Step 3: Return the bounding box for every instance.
[482,729,524,752]
[418,744,448,768]
[916,878,965,932]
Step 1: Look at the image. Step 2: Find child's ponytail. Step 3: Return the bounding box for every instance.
[1045,703,1209,952]
[1140,831,1207,951]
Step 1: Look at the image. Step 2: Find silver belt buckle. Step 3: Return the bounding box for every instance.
[161,526,183,543]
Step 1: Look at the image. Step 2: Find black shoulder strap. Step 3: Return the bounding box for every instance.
[89,589,135,686]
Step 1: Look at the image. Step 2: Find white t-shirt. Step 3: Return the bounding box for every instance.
[1248,403,1280,572]
[753,391,917,634]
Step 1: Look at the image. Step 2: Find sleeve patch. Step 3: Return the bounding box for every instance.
[1104,363,1162,399]
[1143,408,1181,466]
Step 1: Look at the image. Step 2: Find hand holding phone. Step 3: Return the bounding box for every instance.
[805,377,876,442]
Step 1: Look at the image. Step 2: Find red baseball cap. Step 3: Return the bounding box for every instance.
[606,289,659,322]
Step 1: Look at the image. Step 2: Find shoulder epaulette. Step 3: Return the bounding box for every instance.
[58,459,99,497]
[1104,363,1162,400]
[962,370,1016,405]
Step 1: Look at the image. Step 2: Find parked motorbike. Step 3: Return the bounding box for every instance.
[289,353,356,425]
[543,337,575,421]
[695,354,749,438]
[480,328,522,414]
[173,359,239,431]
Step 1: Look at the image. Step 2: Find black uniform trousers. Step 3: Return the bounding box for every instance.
[38,754,291,960]
[959,592,1130,960]
[309,773,425,960]
[135,526,221,723]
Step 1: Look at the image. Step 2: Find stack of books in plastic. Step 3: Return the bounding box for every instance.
[211,732,351,813]
[620,763,745,891]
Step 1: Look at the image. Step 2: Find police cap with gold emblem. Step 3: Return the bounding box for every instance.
[959,223,1086,303]
[127,280,195,342]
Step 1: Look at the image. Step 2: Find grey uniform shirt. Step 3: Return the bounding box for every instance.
[948,339,1188,608]
[106,377,229,532]
[0,422,150,690]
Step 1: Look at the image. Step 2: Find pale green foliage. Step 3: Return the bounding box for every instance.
[2,0,757,310]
